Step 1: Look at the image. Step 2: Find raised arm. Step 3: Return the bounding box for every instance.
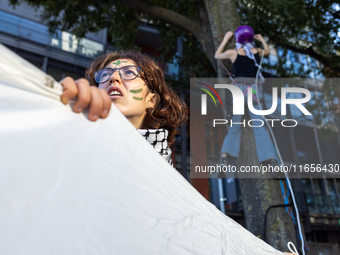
[254,34,270,56]
[214,31,234,60]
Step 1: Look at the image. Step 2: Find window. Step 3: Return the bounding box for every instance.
[318,130,340,165]
[0,10,104,59]
[294,126,320,164]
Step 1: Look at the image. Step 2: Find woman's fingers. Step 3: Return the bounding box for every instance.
[254,34,263,40]
[60,76,79,105]
[88,86,103,121]
[224,31,233,41]
[99,89,112,118]
[74,78,91,113]
[59,77,112,121]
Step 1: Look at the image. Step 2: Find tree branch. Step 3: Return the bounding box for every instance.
[123,0,217,71]
[123,0,201,34]
[277,41,340,68]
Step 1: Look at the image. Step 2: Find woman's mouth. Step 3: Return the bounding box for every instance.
[109,90,122,96]
[107,87,124,99]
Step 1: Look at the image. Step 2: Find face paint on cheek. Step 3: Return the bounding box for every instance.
[131,88,144,101]
[112,60,127,66]
[130,88,143,93]
[133,96,143,101]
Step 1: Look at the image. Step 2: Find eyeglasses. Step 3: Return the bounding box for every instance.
[94,65,142,83]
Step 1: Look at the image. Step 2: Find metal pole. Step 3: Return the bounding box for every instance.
[218,178,226,214]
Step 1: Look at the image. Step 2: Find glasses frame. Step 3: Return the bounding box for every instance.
[94,65,142,84]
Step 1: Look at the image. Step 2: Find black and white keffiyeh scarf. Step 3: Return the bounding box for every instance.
[138,128,173,166]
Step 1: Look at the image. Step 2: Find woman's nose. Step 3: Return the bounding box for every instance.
[109,69,122,84]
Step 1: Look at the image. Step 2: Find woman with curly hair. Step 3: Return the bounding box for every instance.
[60,50,187,164]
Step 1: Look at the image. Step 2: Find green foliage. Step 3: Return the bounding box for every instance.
[236,0,340,77]
[10,0,340,78]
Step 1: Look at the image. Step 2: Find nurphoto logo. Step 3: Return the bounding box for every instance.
[199,83,312,128]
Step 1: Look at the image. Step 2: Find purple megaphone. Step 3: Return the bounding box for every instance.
[235,25,254,44]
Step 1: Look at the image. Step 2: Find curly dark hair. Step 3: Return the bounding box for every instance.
[85,50,187,146]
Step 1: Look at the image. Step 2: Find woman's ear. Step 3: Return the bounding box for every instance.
[147,92,156,109]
